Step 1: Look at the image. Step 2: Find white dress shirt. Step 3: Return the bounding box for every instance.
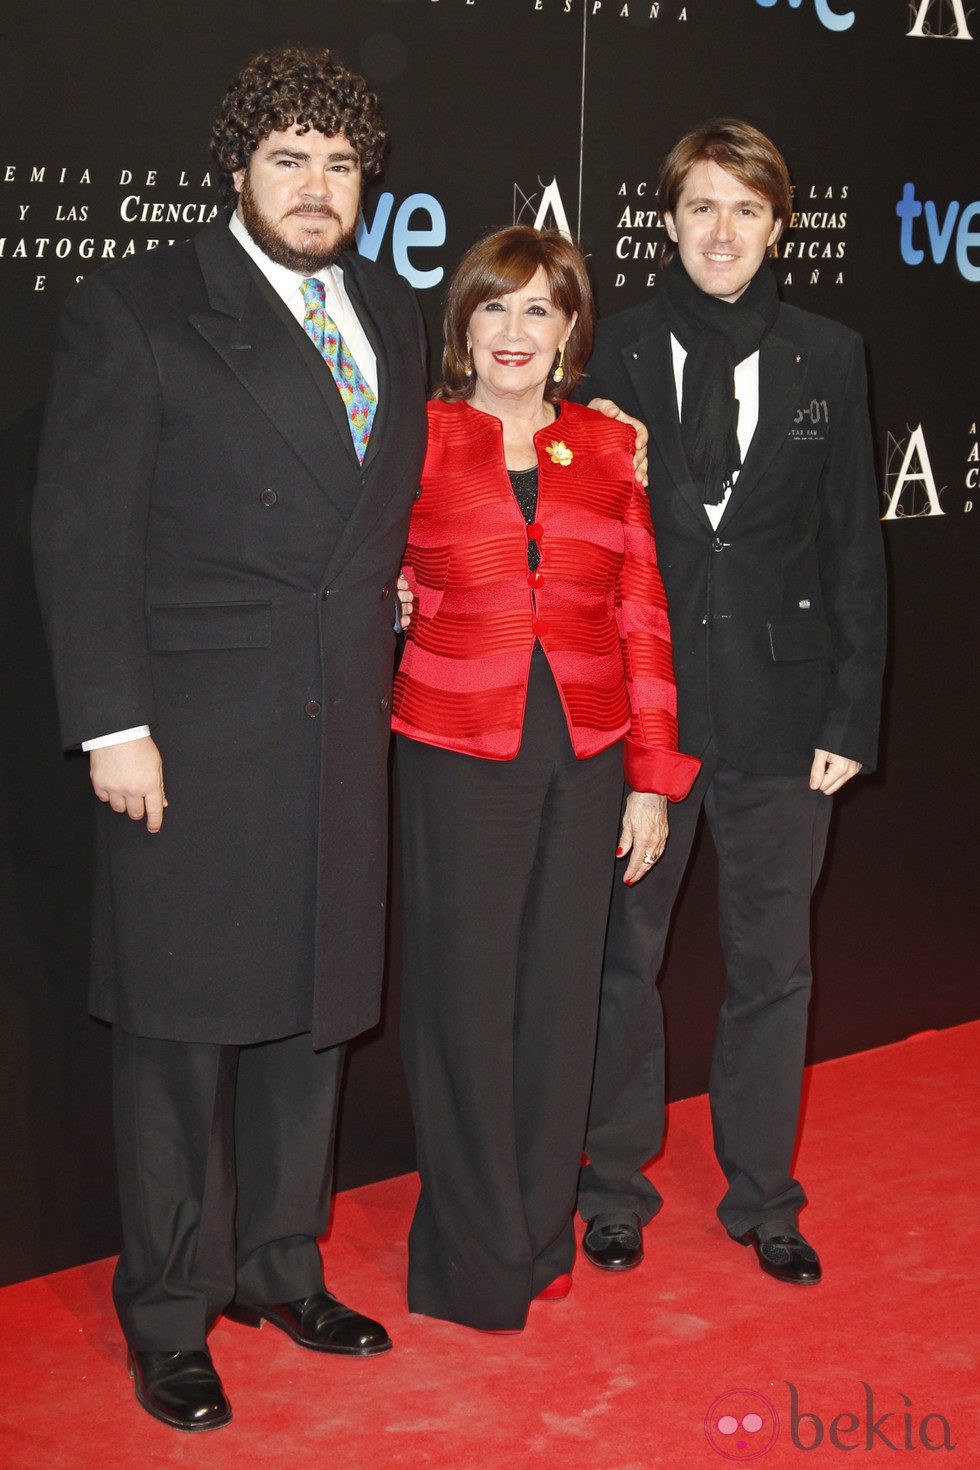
[670,335,759,531]
[83,214,377,751]
[228,210,377,392]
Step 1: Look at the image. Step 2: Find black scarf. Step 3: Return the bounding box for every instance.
[659,255,780,505]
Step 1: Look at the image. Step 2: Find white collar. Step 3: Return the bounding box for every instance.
[228,209,346,302]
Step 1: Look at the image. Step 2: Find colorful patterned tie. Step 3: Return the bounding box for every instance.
[300,277,377,462]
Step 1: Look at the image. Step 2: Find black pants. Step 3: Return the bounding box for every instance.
[397,650,622,1330]
[112,1027,344,1351]
[578,742,833,1239]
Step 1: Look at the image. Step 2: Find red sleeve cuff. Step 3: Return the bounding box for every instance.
[623,740,701,801]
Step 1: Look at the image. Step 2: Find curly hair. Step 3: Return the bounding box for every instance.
[439,227,595,405]
[210,48,388,205]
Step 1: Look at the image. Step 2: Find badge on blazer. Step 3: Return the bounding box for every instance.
[545,441,573,467]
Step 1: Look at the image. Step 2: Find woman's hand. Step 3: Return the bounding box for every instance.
[588,398,649,486]
[618,790,668,884]
[396,573,414,631]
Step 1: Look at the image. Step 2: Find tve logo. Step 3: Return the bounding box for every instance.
[356,192,446,289]
[754,0,854,33]
[896,184,980,282]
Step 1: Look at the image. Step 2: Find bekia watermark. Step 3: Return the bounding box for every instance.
[788,1382,956,1452]
[705,1382,956,1457]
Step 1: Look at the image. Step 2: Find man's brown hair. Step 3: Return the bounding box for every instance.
[658,118,793,240]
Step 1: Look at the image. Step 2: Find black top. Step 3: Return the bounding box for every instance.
[508,466,540,570]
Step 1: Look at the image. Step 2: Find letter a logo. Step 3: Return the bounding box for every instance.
[534,179,571,237]
[907,0,974,39]
[882,424,945,519]
[514,178,573,240]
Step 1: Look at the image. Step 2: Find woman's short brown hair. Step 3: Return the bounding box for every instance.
[658,118,793,234]
[439,226,595,403]
[210,48,388,206]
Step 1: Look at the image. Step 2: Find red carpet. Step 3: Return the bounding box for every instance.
[1,1024,977,1468]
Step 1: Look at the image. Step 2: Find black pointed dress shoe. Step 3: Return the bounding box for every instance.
[224,1290,392,1355]
[128,1348,232,1431]
[583,1212,644,1271]
[737,1226,823,1285]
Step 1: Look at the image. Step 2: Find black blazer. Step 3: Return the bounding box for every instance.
[578,294,886,776]
[32,216,428,1047]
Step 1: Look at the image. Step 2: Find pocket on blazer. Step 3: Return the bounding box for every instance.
[767,615,833,662]
[148,601,272,651]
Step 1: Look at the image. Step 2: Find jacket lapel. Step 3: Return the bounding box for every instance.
[318,252,423,584]
[189,220,360,523]
[718,325,806,530]
[618,313,712,529]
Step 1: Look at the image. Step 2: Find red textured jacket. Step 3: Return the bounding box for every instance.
[392,398,700,799]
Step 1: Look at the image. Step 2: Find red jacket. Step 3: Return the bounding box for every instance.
[392,398,700,799]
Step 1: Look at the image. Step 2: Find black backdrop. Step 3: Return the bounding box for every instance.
[1,0,976,1286]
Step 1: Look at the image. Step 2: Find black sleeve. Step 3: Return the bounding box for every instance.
[32,273,161,748]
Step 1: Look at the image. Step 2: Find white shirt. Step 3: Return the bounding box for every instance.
[228,210,377,392]
[84,215,377,751]
[669,335,760,532]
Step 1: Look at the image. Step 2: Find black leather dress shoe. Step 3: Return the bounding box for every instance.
[128,1349,232,1431]
[224,1290,392,1355]
[737,1226,823,1285]
[583,1212,644,1271]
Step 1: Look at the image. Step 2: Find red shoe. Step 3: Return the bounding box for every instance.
[535,1272,573,1301]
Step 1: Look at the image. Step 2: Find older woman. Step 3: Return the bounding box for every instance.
[392,226,699,1332]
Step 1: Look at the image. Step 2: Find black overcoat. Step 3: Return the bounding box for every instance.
[579,294,886,775]
[32,217,428,1047]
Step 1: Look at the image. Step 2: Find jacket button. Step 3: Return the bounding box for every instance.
[712,537,728,552]
[380,694,390,712]
[527,570,544,588]
[527,522,543,541]
[305,700,321,717]
[261,488,277,507]
[532,619,549,638]
[382,582,391,599]
[321,587,330,600]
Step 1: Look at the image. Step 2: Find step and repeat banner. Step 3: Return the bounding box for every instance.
[0,0,976,1282]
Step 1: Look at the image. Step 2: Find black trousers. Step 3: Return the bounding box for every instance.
[397,650,622,1330]
[112,1027,344,1351]
[578,742,833,1239]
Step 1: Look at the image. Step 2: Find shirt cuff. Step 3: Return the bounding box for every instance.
[81,726,151,751]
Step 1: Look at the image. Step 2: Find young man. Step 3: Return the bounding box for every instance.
[32,49,428,1429]
[576,119,886,1286]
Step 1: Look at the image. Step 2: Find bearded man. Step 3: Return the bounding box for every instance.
[32,48,428,1430]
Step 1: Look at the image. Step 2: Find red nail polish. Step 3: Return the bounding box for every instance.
[616,846,624,857]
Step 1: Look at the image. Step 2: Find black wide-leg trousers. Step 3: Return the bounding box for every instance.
[578,742,833,1239]
[396,650,622,1331]
[112,1027,344,1351]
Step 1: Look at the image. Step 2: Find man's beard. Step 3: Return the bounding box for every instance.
[238,173,357,272]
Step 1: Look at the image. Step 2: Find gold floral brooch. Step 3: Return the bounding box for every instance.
[545,441,573,467]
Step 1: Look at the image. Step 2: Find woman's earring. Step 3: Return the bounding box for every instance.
[552,345,566,384]
[464,340,473,378]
